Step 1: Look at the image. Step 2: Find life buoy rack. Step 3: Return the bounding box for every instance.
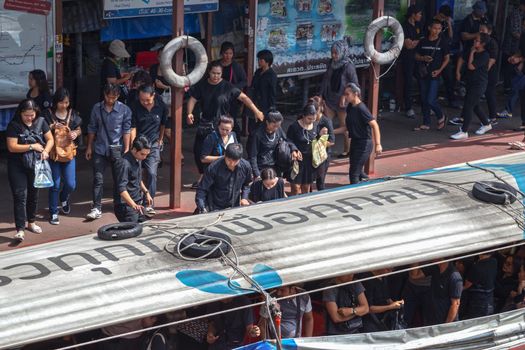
[364,16,404,65]
[160,35,208,88]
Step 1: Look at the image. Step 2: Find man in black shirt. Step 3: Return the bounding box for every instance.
[113,136,152,223]
[130,85,168,216]
[451,33,492,139]
[195,143,252,213]
[460,1,489,55]
[101,39,132,101]
[187,61,263,187]
[344,83,382,184]
[421,261,463,325]
[400,5,424,118]
[415,20,450,131]
[480,24,499,123]
[463,253,498,318]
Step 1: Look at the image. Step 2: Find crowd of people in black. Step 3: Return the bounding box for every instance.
[6,36,383,240]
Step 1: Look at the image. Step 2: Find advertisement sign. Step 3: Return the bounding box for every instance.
[0,0,53,106]
[4,0,51,16]
[103,0,219,19]
[255,0,407,77]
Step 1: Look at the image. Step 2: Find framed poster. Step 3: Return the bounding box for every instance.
[255,0,409,77]
[0,0,53,107]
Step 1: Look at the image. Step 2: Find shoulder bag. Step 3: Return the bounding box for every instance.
[418,36,442,79]
[50,110,77,162]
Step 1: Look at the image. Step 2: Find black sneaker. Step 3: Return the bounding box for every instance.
[448,117,464,126]
[61,200,71,215]
[191,181,200,189]
[49,214,60,225]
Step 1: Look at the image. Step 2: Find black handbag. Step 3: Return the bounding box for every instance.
[99,105,122,162]
[275,137,293,172]
[20,118,46,170]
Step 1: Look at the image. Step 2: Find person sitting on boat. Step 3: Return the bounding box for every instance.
[195,143,252,213]
[323,273,369,335]
[413,260,463,325]
[259,284,314,339]
[463,253,498,319]
[206,295,260,350]
[249,167,286,203]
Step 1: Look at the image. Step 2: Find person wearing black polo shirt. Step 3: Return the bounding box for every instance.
[113,136,152,223]
[420,261,463,325]
[480,23,499,124]
[463,253,498,319]
[187,61,263,188]
[195,143,252,213]
[414,19,450,131]
[400,5,423,119]
[460,1,489,56]
[344,83,382,184]
[130,84,168,216]
[451,33,492,139]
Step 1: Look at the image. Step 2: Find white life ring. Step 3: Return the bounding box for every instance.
[364,16,404,65]
[160,35,208,88]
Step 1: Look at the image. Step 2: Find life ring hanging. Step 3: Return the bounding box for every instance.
[160,35,208,89]
[364,16,404,65]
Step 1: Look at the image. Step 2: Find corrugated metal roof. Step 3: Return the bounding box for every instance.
[0,153,524,349]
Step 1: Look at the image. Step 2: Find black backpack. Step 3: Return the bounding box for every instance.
[275,137,293,171]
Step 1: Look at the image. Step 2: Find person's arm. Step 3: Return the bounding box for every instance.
[338,292,370,317]
[445,298,461,323]
[248,133,261,178]
[269,71,277,111]
[369,300,404,314]
[240,164,252,206]
[186,96,198,125]
[325,301,353,323]
[238,92,264,121]
[140,180,153,207]
[233,62,248,90]
[122,133,131,153]
[41,130,53,160]
[447,17,453,39]
[461,31,478,42]
[206,321,219,344]
[302,311,314,337]
[433,54,450,77]
[488,57,496,71]
[119,190,143,212]
[456,56,464,81]
[122,107,132,152]
[369,119,382,155]
[195,168,214,212]
[158,124,165,145]
[467,49,476,70]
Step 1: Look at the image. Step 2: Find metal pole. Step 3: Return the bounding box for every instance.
[245,0,256,84]
[169,0,184,209]
[54,0,63,89]
[365,0,384,175]
[206,12,213,58]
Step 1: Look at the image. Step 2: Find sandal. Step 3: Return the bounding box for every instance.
[413,125,431,131]
[437,115,448,130]
[27,223,42,234]
[509,141,525,150]
[337,152,349,158]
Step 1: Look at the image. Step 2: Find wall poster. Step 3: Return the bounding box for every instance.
[0,0,53,107]
[256,0,408,77]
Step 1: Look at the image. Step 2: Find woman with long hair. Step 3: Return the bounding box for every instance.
[6,99,54,241]
[43,88,82,225]
[309,96,335,191]
[27,69,52,111]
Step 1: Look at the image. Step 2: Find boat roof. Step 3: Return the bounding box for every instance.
[0,153,524,349]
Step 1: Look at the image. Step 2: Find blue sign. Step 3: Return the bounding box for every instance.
[103,0,218,19]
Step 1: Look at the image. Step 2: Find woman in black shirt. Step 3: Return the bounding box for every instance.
[26,69,52,111]
[309,96,335,191]
[6,99,54,241]
[249,167,286,203]
[286,103,319,195]
[200,115,238,169]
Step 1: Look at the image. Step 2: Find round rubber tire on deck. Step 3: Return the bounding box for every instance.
[472,181,517,205]
[97,222,143,240]
[178,230,231,259]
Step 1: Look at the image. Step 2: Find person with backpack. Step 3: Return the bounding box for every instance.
[248,110,295,179]
[323,273,369,335]
[43,88,82,225]
[201,116,238,170]
[320,39,359,158]
[6,99,54,241]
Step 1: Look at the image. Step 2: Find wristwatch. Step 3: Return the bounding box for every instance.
[29,144,33,151]
[352,307,357,316]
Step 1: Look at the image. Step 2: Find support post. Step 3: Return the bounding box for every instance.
[170,0,184,209]
[54,0,63,89]
[365,0,384,175]
[244,0,257,84]
[206,12,213,58]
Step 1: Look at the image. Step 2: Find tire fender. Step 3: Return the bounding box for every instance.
[160,35,208,88]
[97,222,143,240]
[179,230,232,259]
[364,16,404,65]
[472,181,518,205]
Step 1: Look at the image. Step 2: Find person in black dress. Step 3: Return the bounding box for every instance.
[286,103,319,195]
[247,49,278,135]
[249,167,286,203]
[344,83,382,184]
[187,61,263,187]
[27,69,52,111]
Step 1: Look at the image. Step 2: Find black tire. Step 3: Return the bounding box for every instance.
[472,181,517,205]
[97,222,143,240]
[179,230,231,259]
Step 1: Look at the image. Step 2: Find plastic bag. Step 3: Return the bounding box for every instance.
[34,159,54,188]
[312,134,329,168]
